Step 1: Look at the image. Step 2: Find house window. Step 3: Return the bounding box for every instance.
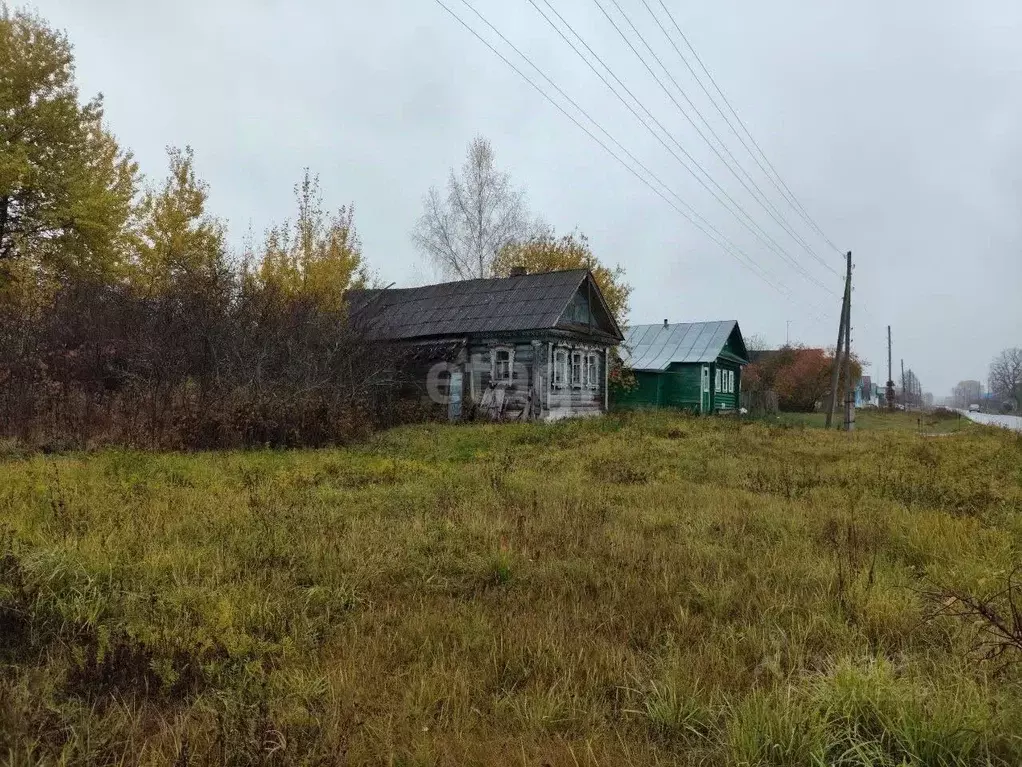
[586,352,599,389]
[571,351,583,388]
[553,348,568,388]
[715,368,722,393]
[491,346,513,383]
[730,371,736,393]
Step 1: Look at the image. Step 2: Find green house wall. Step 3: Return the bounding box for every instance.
[710,360,742,411]
[615,358,743,413]
[664,364,702,409]
[614,371,663,408]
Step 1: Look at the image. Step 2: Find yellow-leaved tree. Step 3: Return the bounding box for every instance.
[256,171,369,310]
[0,5,138,292]
[493,230,631,322]
[131,147,227,296]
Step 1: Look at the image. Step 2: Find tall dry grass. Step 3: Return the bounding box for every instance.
[1,412,1021,765]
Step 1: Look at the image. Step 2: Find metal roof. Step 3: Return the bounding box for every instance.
[348,269,622,341]
[621,321,741,370]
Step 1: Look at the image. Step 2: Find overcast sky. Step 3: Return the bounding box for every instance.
[36,0,1022,395]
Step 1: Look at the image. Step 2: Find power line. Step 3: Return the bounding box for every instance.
[527,0,839,298]
[595,0,841,279]
[431,0,832,320]
[632,0,836,274]
[653,0,845,257]
[637,0,885,329]
[446,0,824,317]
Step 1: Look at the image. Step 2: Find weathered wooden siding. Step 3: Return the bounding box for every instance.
[465,339,541,420]
[463,335,611,421]
[542,338,607,420]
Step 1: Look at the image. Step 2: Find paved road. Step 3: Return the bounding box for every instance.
[960,410,1022,433]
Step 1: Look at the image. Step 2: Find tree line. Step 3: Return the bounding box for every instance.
[952,349,1021,413]
[0,6,630,449]
[988,348,1022,412]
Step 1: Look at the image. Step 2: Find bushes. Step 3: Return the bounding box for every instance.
[0,277,402,450]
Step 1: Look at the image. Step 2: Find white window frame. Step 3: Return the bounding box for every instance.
[715,368,722,393]
[586,352,599,390]
[570,350,583,388]
[729,370,735,393]
[491,346,514,384]
[553,347,569,389]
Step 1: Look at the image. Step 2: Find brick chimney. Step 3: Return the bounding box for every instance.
[663,318,669,328]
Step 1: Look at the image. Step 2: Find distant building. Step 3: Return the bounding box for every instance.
[855,375,876,407]
[953,380,982,408]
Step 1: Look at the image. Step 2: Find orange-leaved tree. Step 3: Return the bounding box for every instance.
[745,345,862,412]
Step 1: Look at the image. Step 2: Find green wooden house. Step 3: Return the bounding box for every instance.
[616,320,750,413]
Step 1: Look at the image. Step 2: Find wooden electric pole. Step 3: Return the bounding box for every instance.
[825,252,852,429]
[825,255,850,429]
[901,359,906,411]
[842,252,855,431]
[886,326,895,411]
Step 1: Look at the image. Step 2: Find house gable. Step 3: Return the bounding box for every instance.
[719,323,749,364]
[554,274,622,340]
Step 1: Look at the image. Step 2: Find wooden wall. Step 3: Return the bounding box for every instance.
[711,360,742,411]
[463,334,611,421]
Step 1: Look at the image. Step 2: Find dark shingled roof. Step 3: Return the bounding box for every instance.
[349,269,622,341]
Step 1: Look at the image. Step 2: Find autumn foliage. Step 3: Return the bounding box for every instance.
[0,10,398,449]
[494,230,631,321]
[744,345,862,413]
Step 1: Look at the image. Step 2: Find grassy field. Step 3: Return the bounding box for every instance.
[770,409,974,434]
[2,413,1021,766]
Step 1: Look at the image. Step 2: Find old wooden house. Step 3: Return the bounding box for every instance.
[349,269,623,421]
[616,320,749,413]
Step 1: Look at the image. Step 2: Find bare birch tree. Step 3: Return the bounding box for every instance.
[989,348,1022,411]
[412,136,534,279]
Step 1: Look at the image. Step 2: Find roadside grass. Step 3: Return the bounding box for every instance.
[1,411,1021,765]
[771,409,975,434]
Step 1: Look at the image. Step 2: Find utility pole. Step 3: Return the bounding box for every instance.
[841,252,855,431]
[786,320,791,346]
[886,326,895,412]
[901,359,906,411]
[825,261,850,429]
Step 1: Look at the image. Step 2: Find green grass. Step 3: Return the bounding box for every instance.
[771,409,974,434]
[2,412,1021,765]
